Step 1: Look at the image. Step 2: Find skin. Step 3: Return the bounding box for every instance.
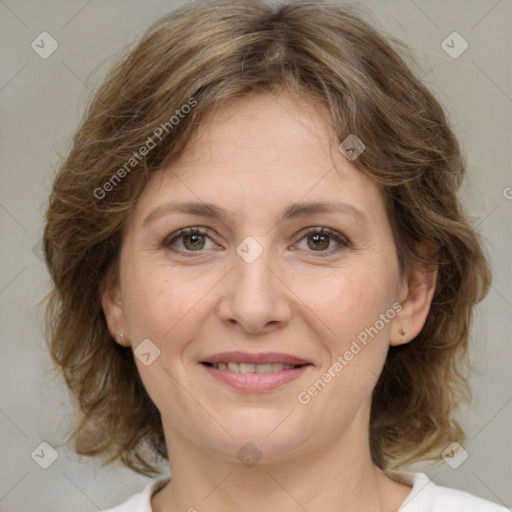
[102,91,437,512]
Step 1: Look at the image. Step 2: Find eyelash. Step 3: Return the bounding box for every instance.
[163,227,350,258]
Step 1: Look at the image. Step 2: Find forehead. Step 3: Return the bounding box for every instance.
[178,92,337,170]
[129,91,385,225]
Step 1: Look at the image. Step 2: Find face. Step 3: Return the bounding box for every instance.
[103,92,425,465]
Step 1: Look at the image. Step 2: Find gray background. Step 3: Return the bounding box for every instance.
[0,0,511,510]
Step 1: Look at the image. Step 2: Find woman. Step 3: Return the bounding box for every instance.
[42,1,507,510]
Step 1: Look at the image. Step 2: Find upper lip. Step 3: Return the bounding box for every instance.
[201,351,312,366]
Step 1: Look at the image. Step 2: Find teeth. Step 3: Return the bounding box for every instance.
[227,362,239,372]
[211,362,297,373]
[239,363,256,373]
[253,363,273,373]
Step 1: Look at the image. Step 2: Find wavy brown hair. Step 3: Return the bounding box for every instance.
[43,0,491,476]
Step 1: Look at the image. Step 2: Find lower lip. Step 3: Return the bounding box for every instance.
[201,363,311,391]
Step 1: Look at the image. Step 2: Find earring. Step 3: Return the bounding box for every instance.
[117,332,124,339]
[399,328,406,336]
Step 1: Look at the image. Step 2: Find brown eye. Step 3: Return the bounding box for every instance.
[307,232,330,250]
[163,226,349,258]
[164,228,216,255]
[181,232,206,251]
[296,228,349,256]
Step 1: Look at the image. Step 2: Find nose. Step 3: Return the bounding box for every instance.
[217,238,293,334]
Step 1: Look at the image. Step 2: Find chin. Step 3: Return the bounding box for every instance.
[201,418,311,462]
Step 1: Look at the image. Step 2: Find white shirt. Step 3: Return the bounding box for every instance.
[103,471,509,511]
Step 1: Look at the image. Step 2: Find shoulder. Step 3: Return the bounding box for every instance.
[102,476,171,512]
[385,471,509,512]
[430,483,509,511]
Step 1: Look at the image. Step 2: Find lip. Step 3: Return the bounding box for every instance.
[201,363,311,392]
[200,351,312,366]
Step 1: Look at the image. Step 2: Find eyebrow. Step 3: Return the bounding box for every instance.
[142,200,369,226]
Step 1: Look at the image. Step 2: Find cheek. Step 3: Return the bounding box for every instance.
[120,248,176,338]
[304,259,398,382]
[305,258,398,333]
[120,265,203,399]
[121,256,216,356]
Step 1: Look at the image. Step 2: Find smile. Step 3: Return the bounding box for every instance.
[206,362,303,373]
[201,362,311,391]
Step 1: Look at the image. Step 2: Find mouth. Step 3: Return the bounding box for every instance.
[199,352,313,391]
[201,361,308,373]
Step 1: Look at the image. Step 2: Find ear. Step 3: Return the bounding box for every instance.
[100,274,130,348]
[389,243,438,346]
